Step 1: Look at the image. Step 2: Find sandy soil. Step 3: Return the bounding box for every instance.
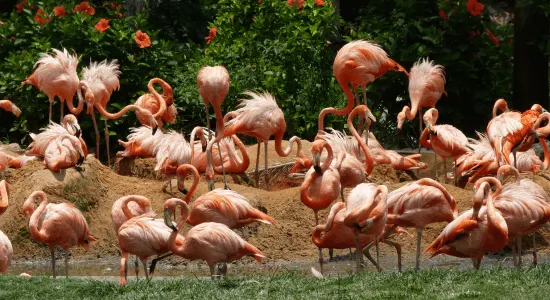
[3,141,550,268]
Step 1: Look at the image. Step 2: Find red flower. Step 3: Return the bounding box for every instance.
[485,28,499,46]
[205,27,217,44]
[134,30,151,48]
[439,9,448,21]
[53,6,67,17]
[466,0,484,16]
[34,9,51,26]
[314,0,325,6]
[74,1,96,16]
[287,0,305,9]
[16,0,27,14]
[94,18,109,33]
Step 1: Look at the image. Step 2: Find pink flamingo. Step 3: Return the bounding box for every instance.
[44,134,86,172]
[135,78,174,128]
[0,180,10,218]
[0,180,12,274]
[22,191,97,278]
[382,178,457,270]
[26,114,88,158]
[116,126,164,158]
[223,91,306,190]
[21,48,80,121]
[319,40,409,131]
[163,200,265,279]
[0,151,35,171]
[0,100,21,118]
[397,58,446,152]
[420,108,470,184]
[153,131,191,194]
[424,181,508,269]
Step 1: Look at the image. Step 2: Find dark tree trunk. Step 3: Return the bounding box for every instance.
[513,1,549,110]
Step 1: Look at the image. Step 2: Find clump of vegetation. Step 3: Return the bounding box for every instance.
[63,178,95,212]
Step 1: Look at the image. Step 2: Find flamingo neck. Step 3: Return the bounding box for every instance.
[318,79,355,131]
[67,83,85,115]
[27,192,49,242]
[540,137,550,170]
[231,135,249,166]
[320,141,333,172]
[0,181,8,215]
[300,172,319,210]
[347,106,374,175]
[148,78,168,119]
[418,178,457,218]
[275,134,303,158]
[311,225,325,247]
[492,99,508,118]
[176,165,199,204]
[534,113,550,137]
[94,103,140,120]
[120,196,151,220]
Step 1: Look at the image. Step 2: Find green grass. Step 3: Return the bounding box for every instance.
[2,266,550,299]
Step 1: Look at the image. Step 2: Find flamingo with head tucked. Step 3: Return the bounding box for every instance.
[26,115,87,159]
[135,78,173,128]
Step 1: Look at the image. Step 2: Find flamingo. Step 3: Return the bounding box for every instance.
[135,78,174,128]
[0,150,35,171]
[424,181,508,269]
[223,91,306,190]
[111,195,153,279]
[44,134,86,172]
[0,180,10,217]
[153,131,191,194]
[117,197,181,285]
[319,40,409,132]
[22,191,97,278]
[197,66,231,191]
[397,58,446,152]
[21,48,80,122]
[380,178,457,270]
[163,200,265,279]
[26,115,87,158]
[420,108,470,184]
[0,100,21,118]
[0,180,12,274]
[116,126,164,158]
[342,183,388,273]
[365,132,427,171]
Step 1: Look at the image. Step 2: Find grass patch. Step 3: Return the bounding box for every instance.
[2,266,550,299]
[63,179,93,212]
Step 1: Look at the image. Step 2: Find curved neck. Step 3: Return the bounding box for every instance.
[166,200,191,256]
[417,178,457,218]
[300,172,319,209]
[148,78,168,119]
[497,166,520,183]
[0,181,8,215]
[27,191,49,241]
[345,186,387,227]
[425,108,439,126]
[231,134,249,166]
[120,195,151,220]
[275,134,304,158]
[402,105,415,120]
[492,99,508,118]
[176,164,200,204]
[474,177,503,196]
[473,181,490,220]
[534,112,550,136]
[540,137,550,170]
[347,106,374,175]
[68,82,85,115]
[0,100,12,112]
[311,225,325,247]
[318,78,355,131]
[189,127,205,163]
[319,141,333,172]
[94,102,140,120]
[324,202,345,232]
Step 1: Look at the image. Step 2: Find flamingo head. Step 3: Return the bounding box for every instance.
[10,102,21,117]
[397,111,405,131]
[63,114,81,138]
[164,207,178,231]
[310,141,324,174]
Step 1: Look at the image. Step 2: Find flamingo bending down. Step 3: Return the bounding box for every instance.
[0,180,12,274]
[319,40,409,131]
[163,200,265,279]
[44,134,86,172]
[0,100,21,117]
[117,126,164,158]
[420,108,470,184]
[424,181,508,269]
[381,178,457,270]
[135,78,174,128]
[153,131,191,194]
[26,115,88,158]
[21,48,80,121]
[223,91,306,190]
[22,191,96,278]
[397,58,446,152]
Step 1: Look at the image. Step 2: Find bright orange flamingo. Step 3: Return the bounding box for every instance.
[22,191,97,278]
[342,183,388,273]
[319,40,409,131]
[153,131,191,194]
[420,108,470,184]
[397,58,446,152]
[174,164,276,227]
[381,178,457,270]
[111,195,153,280]
[22,48,79,121]
[424,181,508,269]
[223,91,306,190]
[135,78,175,128]
[117,197,182,285]
[0,100,21,118]
[117,126,164,158]
[163,200,265,279]
[0,180,12,274]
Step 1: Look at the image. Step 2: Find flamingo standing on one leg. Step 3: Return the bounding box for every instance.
[420,108,470,184]
[397,58,446,153]
[22,191,96,278]
[163,200,265,280]
[21,48,80,122]
[319,40,409,132]
[424,181,508,269]
[111,195,153,279]
[135,78,173,128]
[0,180,12,274]
[223,91,306,191]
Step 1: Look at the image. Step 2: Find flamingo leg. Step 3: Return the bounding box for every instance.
[533,233,538,267]
[218,142,229,190]
[134,257,139,279]
[50,245,56,279]
[318,247,324,275]
[209,264,216,280]
[355,88,364,135]
[149,252,173,275]
[60,102,64,123]
[91,110,101,161]
[49,101,53,122]
[142,260,149,280]
[418,112,423,154]
[513,150,518,169]
[454,159,458,186]
[264,140,270,191]
[205,104,211,141]
[255,141,261,188]
[104,119,111,166]
[375,234,381,272]
[314,210,319,226]
[415,229,422,271]
[355,234,361,273]
[517,237,523,268]
[382,239,402,272]
[64,251,69,278]
[329,248,334,261]
[120,252,128,285]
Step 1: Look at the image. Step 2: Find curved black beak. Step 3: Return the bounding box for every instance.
[180,188,188,195]
[152,126,158,135]
[76,154,85,166]
[429,129,437,136]
[202,145,207,152]
[314,165,323,174]
[75,128,81,138]
[164,208,178,232]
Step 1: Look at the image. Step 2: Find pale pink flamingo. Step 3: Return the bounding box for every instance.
[0,151,35,171]
[43,134,85,172]
[0,180,12,274]
[21,48,79,121]
[319,40,409,131]
[153,131,191,194]
[22,191,97,278]
[382,178,457,270]
[116,126,164,158]
[420,108,470,184]
[26,115,88,158]
[117,197,181,285]
[223,91,306,190]
[135,78,174,128]
[424,181,508,269]
[0,100,21,117]
[342,183,388,272]
[0,181,10,218]
[163,200,265,279]
[397,58,446,152]
[111,195,153,280]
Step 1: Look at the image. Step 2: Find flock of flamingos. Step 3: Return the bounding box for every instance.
[0,39,549,285]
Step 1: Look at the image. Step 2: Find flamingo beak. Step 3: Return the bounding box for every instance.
[314,165,323,174]
[202,145,207,152]
[428,124,437,136]
[164,208,178,231]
